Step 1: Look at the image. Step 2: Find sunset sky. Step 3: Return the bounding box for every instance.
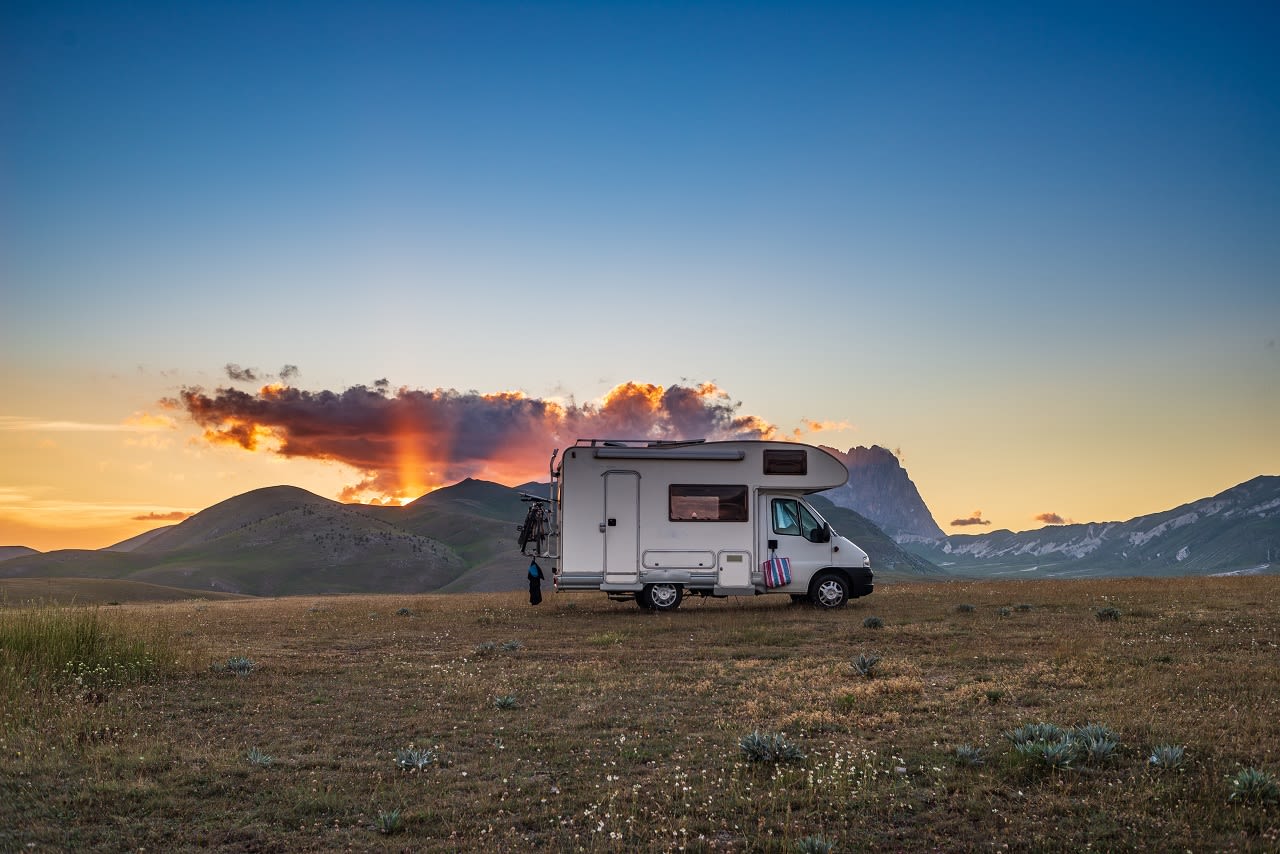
[3,2,1277,551]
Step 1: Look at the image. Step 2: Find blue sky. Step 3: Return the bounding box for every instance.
[2,1,1277,549]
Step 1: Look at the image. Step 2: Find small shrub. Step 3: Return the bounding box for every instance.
[473,641,498,656]
[1006,721,1121,769]
[395,747,436,772]
[954,604,975,613]
[862,616,884,629]
[246,747,273,767]
[494,694,518,710]
[501,640,524,652]
[954,744,985,767]
[1228,768,1280,804]
[851,653,881,678]
[1078,733,1119,763]
[395,607,414,617]
[996,607,1011,618]
[225,656,255,676]
[985,689,1004,704]
[1004,722,1067,745]
[1149,744,1186,770]
[795,836,835,854]
[375,809,402,835]
[1095,606,1122,622]
[1014,603,1034,612]
[739,730,805,764]
[1015,738,1078,770]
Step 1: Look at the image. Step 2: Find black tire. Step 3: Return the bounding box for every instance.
[810,571,850,609]
[635,587,653,610]
[644,583,683,612]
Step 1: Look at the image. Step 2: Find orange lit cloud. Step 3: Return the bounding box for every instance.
[793,418,853,437]
[173,379,777,503]
[950,510,992,527]
[1034,512,1075,525]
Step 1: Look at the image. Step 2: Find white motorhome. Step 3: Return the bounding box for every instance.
[519,438,873,610]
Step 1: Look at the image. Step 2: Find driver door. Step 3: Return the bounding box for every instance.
[757,495,830,588]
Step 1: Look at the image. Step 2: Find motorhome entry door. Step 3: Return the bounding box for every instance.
[603,471,640,583]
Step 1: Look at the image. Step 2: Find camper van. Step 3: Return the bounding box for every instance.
[519,438,873,610]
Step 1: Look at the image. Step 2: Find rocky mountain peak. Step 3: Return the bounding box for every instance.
[820,445,945,540]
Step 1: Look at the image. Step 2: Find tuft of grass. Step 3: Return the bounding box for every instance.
[501,639,524,652]
[1095,606,1122,622]
[851,653,881,679]
[394,746,436,772]
[1227,768,1279,804]
[394,607,414,617]
[954,744,986,767]
[985,689,1004,704]
[493,694,518,710]
[1014,603,1034,612]
[795,836,835,853]
[1148,744,1186,771]
[862,616,884,629]
[739,730,805,764]
[0,605,170,691]
[473,641,498,656]
[375,808,402,835]
[1004,722,1067,745]
[224,656,255,676]
[996,607,1012,618]
[954,603,975,613]
[246,747,273,767]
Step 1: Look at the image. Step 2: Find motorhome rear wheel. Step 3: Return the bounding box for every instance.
[643,583,683,611]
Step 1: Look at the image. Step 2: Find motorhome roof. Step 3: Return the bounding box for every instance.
[572,438,708,449]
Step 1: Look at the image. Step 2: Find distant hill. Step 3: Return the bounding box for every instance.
[899,475,1280,578]
[104,526,175,552]
[0,546,40,562]
[0,577,247,606]
[821,446,945,539]
[0,485,467,596]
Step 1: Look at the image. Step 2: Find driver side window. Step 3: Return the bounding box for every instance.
[772,499,826,542]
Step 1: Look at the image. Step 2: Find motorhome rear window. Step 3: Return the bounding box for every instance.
[669,485,748,522]
[763,449,807,475]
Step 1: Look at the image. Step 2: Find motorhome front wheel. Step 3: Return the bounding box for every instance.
[810,572,850,609]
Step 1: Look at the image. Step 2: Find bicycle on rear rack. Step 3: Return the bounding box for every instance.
[517,493,550,556]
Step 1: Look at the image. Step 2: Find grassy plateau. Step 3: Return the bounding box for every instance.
[2,576,1278,852]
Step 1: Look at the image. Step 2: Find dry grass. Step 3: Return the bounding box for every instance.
[1,576,1278,851]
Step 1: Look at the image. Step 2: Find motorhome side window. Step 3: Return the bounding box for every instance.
[771,498,825,542]
[669,485,749,522]
[763,449,807,475]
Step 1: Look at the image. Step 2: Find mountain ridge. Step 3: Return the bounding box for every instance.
[899,475,1280,578]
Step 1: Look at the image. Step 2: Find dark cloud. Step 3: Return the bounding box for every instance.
[950,510,991,527]
[280,364,300,382]
[175,379,777,503]
[1034,512,1072,525]
[225,363,259,383]
[133,511,193,521]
